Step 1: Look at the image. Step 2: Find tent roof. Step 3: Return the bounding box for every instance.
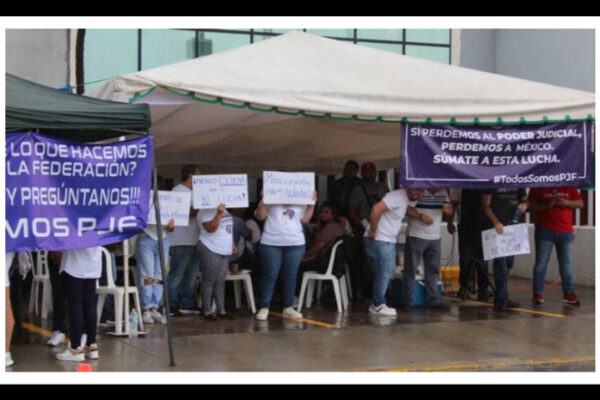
[6,73,151,142]
[90,31,595,174]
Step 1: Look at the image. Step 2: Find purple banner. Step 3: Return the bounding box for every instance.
[5,133,152,252]
[400,122,594,189]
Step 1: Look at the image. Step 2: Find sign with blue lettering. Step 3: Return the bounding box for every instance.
[5,132,152,252]
[147,191,191,226]
[481,223,531,261]
[192,174,248,209]
[263,171,315,205]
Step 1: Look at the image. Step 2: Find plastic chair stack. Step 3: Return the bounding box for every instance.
[96,247,144,335]
[297,240,350,313]
[28,251,53,319]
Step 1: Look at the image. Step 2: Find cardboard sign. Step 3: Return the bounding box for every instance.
[481,223,530,261]
[263,171,315,205]
[147,190,191,226]
[192,174,249,209]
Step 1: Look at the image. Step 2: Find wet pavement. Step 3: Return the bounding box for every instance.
[4,276,596,376]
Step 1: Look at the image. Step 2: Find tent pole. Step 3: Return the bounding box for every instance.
[151,132,176,366]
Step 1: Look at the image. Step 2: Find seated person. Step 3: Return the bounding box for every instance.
[297,202,345,277]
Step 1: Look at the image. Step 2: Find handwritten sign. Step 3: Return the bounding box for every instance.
[481,223,530,261]
[263,171,315,205]
[192,174,249,209]
[147,191,191,226]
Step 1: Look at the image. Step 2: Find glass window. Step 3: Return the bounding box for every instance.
[199,31,250,55]
[405,29,450,45]
[405,45,450,63]
[356,29,403,42]
[84,29,138,92]
[254,29,300,34]
[357,41,403,55]
[306,29,354,39]
[141,29,197,70]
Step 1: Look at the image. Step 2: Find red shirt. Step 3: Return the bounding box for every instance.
[528,187,582,233]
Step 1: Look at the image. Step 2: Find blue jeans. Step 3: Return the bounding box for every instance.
[167,245,200,310]
[371,240,397,307]
[532,226,575,294]
[258,244,305,309]
[493,255,515,305]
[136,232,169,310]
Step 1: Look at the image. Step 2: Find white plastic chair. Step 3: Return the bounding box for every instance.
[298,240,349,313]
[28,251,53,319]
[96,247,144,335]
[225,269,256,314]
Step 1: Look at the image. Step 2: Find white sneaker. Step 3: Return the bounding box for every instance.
[150,310,164,324]
[142,311,155,324]
[56,346,85,362]
[256,308,269,321]
[368,304,397,316]
[282,307,303,319]
[84,344,99,360]
[5,352,14,367]
[47,331,66,347]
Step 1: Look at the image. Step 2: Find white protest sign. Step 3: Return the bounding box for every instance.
[263,171,315,205]
[481,223,530,261]
[147,191,191,226]
[192,174,249,209]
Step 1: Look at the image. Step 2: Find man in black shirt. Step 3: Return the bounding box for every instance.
[329,160,361,219]
[448,189,491,301]
[481,188,528,311]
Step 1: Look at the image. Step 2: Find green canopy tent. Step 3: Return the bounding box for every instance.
[5,73,177,366]
[6,73,151,141]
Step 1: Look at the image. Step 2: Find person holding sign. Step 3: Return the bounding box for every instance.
[167,165,202,316]
[197,203,236,320]
[366,188,428,316]
[528,186,583,306]
[254,190,317,321]
[135,217,175,325]
[481,188,528,312]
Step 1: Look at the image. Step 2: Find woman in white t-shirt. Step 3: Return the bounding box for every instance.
[55,246,103,362]
[254,191,317,321]
[197,203,235,320]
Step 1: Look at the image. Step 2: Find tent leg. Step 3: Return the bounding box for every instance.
[151,133,176,367]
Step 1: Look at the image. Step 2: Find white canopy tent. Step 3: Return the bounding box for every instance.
[91,31,595,176]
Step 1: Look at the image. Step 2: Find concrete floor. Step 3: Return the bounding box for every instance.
[4,276,596,378]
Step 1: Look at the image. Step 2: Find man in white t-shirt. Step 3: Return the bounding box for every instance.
[400,188,452,313]
[365,188,431,316]
[166,165,202,316]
